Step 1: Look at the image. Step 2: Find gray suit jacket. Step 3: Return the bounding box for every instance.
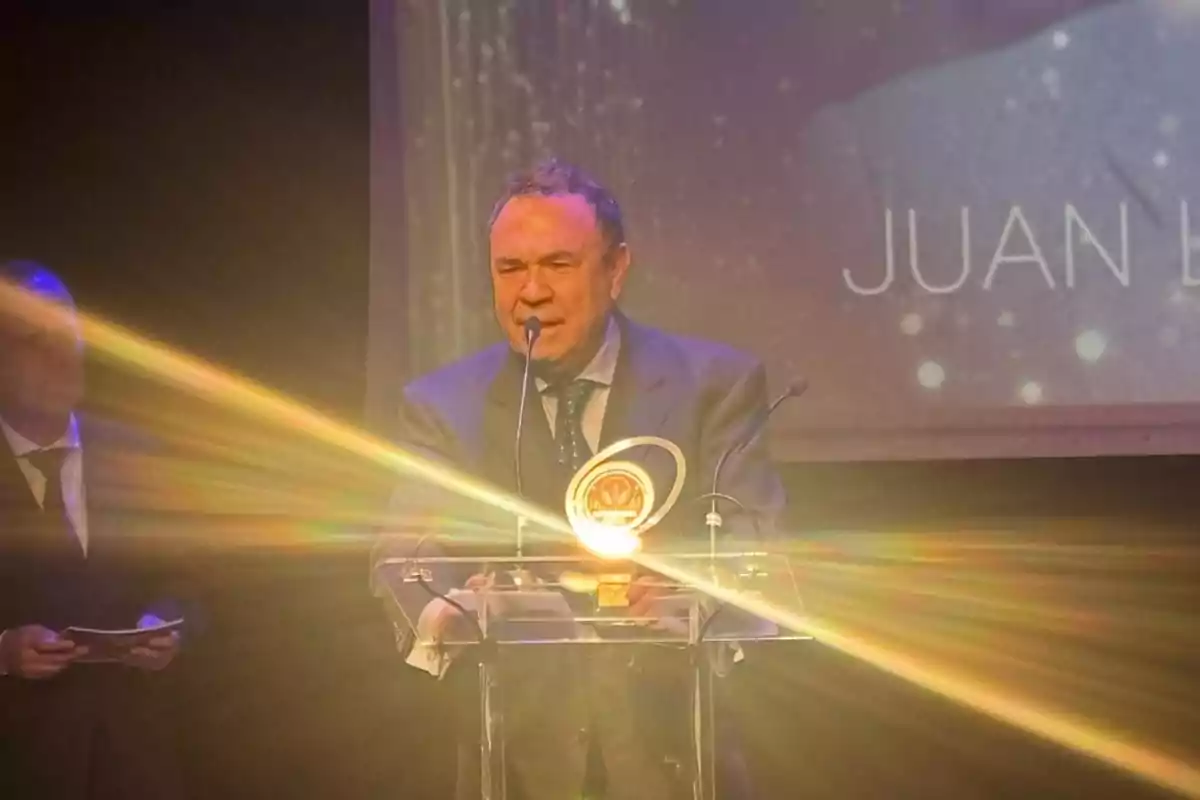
[799,1,1200,417]
[373,313,786,648]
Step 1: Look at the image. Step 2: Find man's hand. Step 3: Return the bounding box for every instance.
[627,575,673,620]
[424,573,491,643]
[121,614,180,672]
[628,576,691,635]
[463,572,493,591]
[0,625,88,679]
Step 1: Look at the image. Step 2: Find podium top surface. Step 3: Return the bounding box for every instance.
[373,550,810,646]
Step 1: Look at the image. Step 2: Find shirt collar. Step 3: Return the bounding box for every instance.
[0,413,80,458]
[536,315,621,393]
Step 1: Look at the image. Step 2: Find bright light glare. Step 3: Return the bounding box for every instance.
[574,522,642,559]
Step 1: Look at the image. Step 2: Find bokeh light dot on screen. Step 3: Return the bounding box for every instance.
[1160,113,1182,137]
[1041,67,1062,99]
[997,311,1015,328]
[1052,30,1071,50]
[1153,150,1171,169]
[1075,330,1108,363]
[917,361,946,390]
[900,313,923,335]
[1019,381,1044,406]
[607,0,632,26]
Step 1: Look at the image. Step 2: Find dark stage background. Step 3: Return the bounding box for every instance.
[1,2,1197,799]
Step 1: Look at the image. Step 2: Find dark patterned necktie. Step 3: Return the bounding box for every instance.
[24,447,82,558]
[554,379,597,472]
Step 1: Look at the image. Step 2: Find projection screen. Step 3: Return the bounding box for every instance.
[369,0,1200,461]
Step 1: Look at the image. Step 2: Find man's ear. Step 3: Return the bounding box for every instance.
[607,242,632,301]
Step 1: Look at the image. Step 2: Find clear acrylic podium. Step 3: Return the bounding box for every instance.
[373,549,809,800]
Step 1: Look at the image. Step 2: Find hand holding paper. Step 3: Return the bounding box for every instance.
[63,614,183,669]
[0,624,88,679]
[123,613,182,671]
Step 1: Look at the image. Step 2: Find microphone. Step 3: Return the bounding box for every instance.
[719,377,807,481]
[522,316,542,345]
[691,376,806,645]
[512,317,543,558]
[706,376,808,544]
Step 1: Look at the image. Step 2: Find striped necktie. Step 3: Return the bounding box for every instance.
[554,379,597,473]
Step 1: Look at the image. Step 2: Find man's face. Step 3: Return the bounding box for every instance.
[0,306,84,423]
[490,193,630,367]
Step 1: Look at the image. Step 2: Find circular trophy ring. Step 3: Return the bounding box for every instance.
[565,436,688,553]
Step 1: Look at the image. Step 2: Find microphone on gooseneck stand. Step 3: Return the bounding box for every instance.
[703,376,808,559]
[513,317,542,560]
[693,376,807,646]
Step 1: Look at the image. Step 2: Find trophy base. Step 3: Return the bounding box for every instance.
[596,573,632,608]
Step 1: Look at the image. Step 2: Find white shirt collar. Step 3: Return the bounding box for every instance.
[0,413,81,457]
[535,315,621,393]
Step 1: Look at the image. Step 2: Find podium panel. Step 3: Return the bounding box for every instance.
[373,550,808,800]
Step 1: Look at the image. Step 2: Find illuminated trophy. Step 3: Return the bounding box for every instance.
[560,436,687,605]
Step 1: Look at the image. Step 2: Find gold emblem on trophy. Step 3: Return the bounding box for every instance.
[565,436,687,563]
[582,462,654,529]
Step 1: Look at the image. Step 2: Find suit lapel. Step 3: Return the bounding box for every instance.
[0,436,39,513]
[482,351,561,509]
[78,416,100,558]
[478,317,684,527]
[0,420,86,561]
[595,316,691,533]
[600,314,674,447]
[0,438,41,560]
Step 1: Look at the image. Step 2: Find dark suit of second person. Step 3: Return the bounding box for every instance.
[0,262,184,800]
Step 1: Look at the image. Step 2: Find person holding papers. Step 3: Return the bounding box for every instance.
[0,261,184,800]
[375,160,785,799]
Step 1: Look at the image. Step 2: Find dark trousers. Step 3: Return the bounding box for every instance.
[0,666,183,800]
[451,646,751,800]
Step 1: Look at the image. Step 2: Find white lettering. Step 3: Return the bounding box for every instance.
[910,208,972,294]
[1065,203,1129,287]
[843,208,895,295]
[982,206,1055,290]
[839,200,1191,296]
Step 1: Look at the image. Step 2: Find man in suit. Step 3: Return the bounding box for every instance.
[794,0,1200,436]
[375,159,784,799]
[0,261,184,799]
